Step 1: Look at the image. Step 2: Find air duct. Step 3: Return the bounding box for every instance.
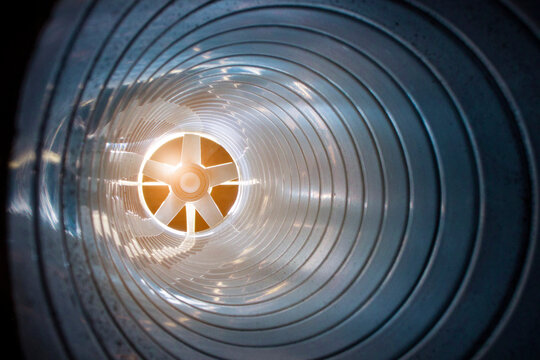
[7,1,539,359]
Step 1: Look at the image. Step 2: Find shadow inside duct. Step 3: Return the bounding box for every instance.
[1,1,58,359]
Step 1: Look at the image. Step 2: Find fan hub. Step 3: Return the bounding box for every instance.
[180,172,201,193]
[170,164,209,201]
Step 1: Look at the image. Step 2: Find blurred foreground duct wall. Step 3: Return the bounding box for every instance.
[7,0,540,359]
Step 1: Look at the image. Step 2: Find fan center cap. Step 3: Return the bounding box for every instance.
[171,164,209,201]
[180,172,200,193]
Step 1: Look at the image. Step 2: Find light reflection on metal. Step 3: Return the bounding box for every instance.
[6,1,539,360]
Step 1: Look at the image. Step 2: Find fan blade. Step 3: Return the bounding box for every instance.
[154,192,185,225]
[193,193,223,227]
[206,162,238,187]
[143,159,174,183]
[186,204,196,234]
[181,134,201,165]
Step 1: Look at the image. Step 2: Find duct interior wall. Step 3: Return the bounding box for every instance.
[7,1,539,359]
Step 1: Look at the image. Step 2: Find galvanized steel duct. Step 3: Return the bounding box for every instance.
[7,1,539,359]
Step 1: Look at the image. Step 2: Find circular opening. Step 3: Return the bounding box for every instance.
[141,133,239,233]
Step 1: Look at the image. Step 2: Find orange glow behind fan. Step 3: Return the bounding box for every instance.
[142,136,238,232]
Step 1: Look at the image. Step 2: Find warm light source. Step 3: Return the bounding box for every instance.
[139,133,239,233]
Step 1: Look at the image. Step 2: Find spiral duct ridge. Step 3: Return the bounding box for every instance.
[8,1,539,359]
